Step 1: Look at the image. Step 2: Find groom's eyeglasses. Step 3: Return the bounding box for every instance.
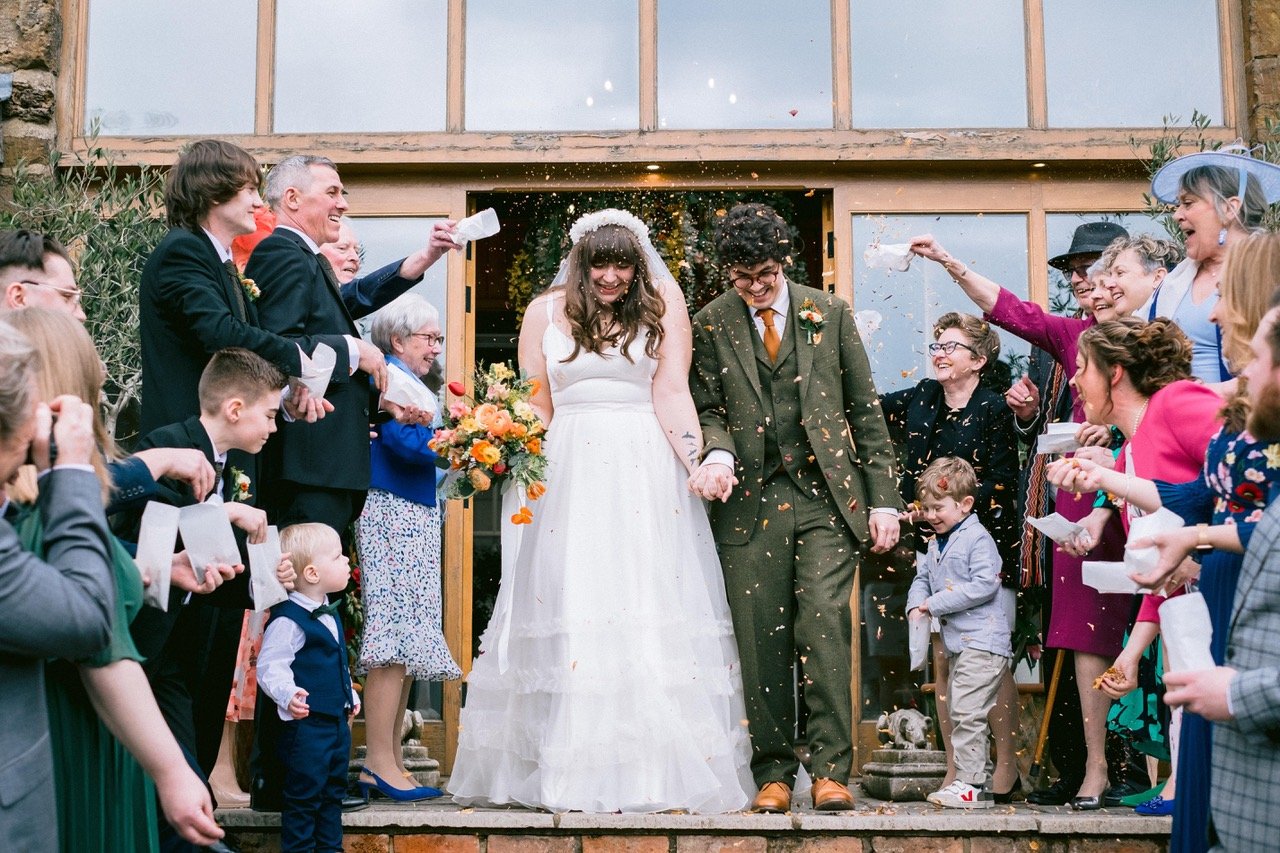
[729,265,781,290]
[927,341,979,356]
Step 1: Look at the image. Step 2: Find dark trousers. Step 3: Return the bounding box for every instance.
[261,481,366,552]
[717,476,858,786]
[278,713,350,853]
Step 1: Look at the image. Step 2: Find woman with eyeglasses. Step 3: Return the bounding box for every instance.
[880,311,1023,802]
[351,293,460,801]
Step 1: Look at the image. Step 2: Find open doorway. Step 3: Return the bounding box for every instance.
[464,188,829,653]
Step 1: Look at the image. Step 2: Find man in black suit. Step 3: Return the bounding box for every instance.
[139,139,334,437]
[246,154,457,539]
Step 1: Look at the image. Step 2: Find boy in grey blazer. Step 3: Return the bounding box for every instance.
[907,457,1010,810]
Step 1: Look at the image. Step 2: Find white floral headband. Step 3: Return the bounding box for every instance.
[568,208,650,246]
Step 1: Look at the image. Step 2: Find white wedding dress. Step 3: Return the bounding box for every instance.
[449,302,753,813]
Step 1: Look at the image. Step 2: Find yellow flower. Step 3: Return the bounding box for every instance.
[491,362,516,381]
[470,440,502,465]
[1264,444,1280,469]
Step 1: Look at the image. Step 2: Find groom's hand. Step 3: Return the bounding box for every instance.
[688,462,737,502]
[868,512,900,554]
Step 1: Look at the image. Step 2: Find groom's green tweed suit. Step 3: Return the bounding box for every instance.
[691,281,899,787]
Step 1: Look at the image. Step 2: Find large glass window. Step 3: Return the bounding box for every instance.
[850,0,1026,128]
[349,217,449,345]
[657,0,832,129]
[465,0,639,131]
[83,0,256,135]
[853,214,1030,395]
[274,0,447,133]
[1044,0,1223,127]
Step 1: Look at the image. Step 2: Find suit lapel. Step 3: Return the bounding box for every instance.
[276,228,358,333]
[198,230,248,322]
[790,286,815,402]
[726,299,764,405]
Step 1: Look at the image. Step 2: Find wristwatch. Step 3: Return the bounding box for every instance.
[1195,523,1213,552]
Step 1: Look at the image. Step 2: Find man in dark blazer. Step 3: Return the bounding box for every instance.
[1163,304,1280,851]
[139,139,338,436]
[0,326,115,851]
[245,154,457,539]
[689,203,900,812]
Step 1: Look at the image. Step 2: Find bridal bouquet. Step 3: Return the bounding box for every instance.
[429,361,548,507]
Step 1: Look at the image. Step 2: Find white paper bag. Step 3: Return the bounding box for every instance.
[382,364,438,416]
[178,502,242,584]
[137,502,181,611]
[1037,422,1083,455]
[1025,512,1086,545]
[908,612,931,671]
[247,525,290,612]
[451,208,501,247]
[1082,560,1150,595]
[299,342,337,399]
[854,309,883,340]
[1124,508,1186,577]
[863,242,913,272]
[1160,592,1216,673]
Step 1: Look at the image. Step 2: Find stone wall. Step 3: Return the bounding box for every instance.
[1245,0,1280,137]
[0,0,59,168]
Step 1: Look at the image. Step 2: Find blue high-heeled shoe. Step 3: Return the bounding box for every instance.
[357,767,443,803]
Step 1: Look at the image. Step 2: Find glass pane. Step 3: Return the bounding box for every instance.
[1045,212,1172,315]
[349,217,449,351]
[274,0,447,132]
[1044,0,1222,126]
[84,0,256,135]
[850,0,1026,128]
[465,0,639,131]
[658,0,832,129]
[853,213,1029,396]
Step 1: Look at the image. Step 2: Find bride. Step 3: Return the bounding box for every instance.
[448,209,753,813]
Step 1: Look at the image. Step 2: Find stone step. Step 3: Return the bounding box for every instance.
[347,744,441,789]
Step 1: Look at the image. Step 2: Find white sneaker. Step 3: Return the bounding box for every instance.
[927,780,995,809]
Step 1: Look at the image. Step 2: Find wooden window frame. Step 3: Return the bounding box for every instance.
[58,0,1247,166]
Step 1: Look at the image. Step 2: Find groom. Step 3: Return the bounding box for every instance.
[689,203,900,812]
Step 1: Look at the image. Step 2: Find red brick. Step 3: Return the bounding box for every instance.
[770,839,865,853]
[394,834,480,853]
[489,837,578,853]
[344,834,391,853]
[865,838,962,853]
[969,839,1042,853]
[581,836,668,853]
[1066,841,1165,853]
[677,837,768,853]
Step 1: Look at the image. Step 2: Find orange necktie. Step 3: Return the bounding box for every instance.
[756,308,780,362]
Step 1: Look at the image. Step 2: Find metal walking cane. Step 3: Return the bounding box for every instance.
[1029,650,1065,785]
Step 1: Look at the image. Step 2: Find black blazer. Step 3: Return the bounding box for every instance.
[138,227,347,435]
[126,416,256,658]
[245,227,419,491]
[881,379,1021,578]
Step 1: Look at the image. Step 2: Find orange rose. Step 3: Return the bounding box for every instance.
[525,437,542,455]
[508,422,528,439]
[468,468,492,491]
[473,403,500,430]
[470,440,501,465]
[526,481,546,500]
[489,409,515,438]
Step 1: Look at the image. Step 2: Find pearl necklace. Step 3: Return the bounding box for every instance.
[1131,399,1150,438]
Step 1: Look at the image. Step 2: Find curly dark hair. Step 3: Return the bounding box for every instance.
[559,223,665,363]
[712,203,795,270]
[1077,317,1193,412]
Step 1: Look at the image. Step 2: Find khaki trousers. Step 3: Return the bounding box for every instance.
[947,647,1010,787]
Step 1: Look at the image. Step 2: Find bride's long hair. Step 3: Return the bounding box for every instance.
[560,223,666,363]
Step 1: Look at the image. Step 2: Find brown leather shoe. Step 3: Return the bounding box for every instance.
[812,778,855,811]
[751,781,792,813]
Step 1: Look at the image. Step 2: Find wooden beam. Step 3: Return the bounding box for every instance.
[831,0,851,130]
[57,0,89,143]
[639,0,657,132]
[254,0,276,135]
[446,0,465,133]
[1024,0,1047,129]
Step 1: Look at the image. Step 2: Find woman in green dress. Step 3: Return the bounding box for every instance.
[4,308,223,851]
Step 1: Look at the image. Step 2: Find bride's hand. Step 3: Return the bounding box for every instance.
[688,462,736,503]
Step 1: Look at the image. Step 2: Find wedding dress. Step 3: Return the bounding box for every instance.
[449,298,753,813]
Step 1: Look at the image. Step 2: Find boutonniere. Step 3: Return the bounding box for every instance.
[797,298,825,345]
[235,268,260,302]
[230,467,253,502]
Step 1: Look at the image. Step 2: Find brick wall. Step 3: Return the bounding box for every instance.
[1245,0,1280,137]
[0,0,59,168]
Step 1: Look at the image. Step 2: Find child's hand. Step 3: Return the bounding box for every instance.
[288,689,310,719]
[276,552,296,591]
[224,502,268,544]
[912,601,931,617]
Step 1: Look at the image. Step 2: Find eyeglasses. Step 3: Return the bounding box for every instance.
[410,332,445,347]
[1066,263,1094,280]
[729,265,781,290]
[19,280,82,307]
[928,341,979,357]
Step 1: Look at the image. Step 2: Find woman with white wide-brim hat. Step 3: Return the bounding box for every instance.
[1147,148,1280,385]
